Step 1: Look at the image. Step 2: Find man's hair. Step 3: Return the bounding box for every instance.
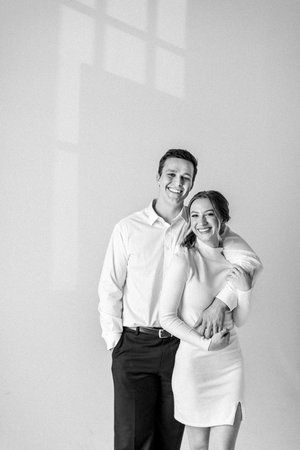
[158,149,198,183]
[181,190,231,249]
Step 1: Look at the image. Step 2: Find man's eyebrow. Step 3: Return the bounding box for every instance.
[166,169,192,177]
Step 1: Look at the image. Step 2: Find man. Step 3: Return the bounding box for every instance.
[98,149,261,450]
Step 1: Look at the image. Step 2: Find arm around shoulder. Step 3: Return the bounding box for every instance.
[222,226,263,283]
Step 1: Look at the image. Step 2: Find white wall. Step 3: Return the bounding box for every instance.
[1,0,299,449]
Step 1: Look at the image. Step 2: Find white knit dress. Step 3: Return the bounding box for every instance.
[159,239,252,427]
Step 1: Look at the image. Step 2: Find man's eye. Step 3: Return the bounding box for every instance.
[191,214,198,218]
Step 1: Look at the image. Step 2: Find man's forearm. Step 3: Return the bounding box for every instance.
[212,296,230,312]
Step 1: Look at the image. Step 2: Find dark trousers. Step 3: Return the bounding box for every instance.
[111,329,184,450]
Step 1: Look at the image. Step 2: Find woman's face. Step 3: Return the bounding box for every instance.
[190,197,222,247]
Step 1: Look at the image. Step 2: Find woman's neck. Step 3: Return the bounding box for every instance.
[196,236,221,249]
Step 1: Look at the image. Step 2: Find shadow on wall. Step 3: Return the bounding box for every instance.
[53,0,188,292]
[3,1,299,448]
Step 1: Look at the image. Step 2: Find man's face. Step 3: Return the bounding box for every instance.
[157,157,194,206]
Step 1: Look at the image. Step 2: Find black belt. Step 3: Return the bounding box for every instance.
[123,326,172,339]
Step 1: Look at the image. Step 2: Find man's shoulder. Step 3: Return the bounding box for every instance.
[115,205,151,230]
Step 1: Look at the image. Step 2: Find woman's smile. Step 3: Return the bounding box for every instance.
[190,198,221,247]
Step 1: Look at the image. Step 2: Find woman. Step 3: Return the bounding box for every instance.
[159,191,258,450]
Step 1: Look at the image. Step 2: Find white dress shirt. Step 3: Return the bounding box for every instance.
[98,201,262,349]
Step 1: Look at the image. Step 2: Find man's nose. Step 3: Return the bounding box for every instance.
[175,176,184,186]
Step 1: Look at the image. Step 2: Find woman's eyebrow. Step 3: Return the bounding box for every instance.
[190,209,214,214]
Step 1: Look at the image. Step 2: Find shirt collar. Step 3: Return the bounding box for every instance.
[145,200,188,226]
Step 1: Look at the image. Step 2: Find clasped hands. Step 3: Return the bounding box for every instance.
[198,265,252,351]
[197,298,230,351]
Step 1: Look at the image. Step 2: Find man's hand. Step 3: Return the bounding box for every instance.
[208,329,230,351]
[198,298,229,338]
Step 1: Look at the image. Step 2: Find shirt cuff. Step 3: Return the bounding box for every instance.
[216,284,237,311]
[103,332,122,351]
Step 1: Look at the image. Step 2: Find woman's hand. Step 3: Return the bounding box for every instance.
[208,329,230,351]
[226,265,252,291]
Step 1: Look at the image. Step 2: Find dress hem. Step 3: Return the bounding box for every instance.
[175,402,244,428]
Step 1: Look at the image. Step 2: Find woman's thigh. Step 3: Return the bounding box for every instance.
[186,425,210,450]
[208,403,242,450]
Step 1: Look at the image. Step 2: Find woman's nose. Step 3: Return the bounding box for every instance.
[199,216,207,225]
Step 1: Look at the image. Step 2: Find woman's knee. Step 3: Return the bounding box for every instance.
[209,405,243,450]
[186,425,209,450]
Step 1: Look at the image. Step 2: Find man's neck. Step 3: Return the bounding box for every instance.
[154,198,183,224]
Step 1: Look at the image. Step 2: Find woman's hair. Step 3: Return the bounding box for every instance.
[181,190,231,249]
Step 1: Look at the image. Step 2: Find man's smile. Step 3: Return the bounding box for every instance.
[167,187,183,194]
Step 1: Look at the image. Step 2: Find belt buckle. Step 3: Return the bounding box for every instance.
[158,329,170,338]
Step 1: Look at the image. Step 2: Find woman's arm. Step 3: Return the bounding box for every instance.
[216,226,263,310]
[233,290,252,327]
[227,266,252,327]
[159,252,211,350]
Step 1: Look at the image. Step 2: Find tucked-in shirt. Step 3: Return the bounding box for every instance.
[98,201,262,349]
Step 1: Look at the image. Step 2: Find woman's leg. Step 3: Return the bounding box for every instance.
[186,425,210,450]
[208,403,242,450]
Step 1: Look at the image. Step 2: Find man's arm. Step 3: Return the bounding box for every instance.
[98,222,128,350]
[198,226,263,338]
